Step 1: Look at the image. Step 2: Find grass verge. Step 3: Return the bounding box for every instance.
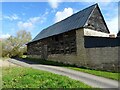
[3,67,92,88]
[21,57,119,81]
[67,67,118,80]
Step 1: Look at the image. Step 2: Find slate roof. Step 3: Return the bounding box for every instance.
[28,4,98,44]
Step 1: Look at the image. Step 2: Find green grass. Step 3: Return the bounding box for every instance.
[67,67,118,80]
[2,67,92,88]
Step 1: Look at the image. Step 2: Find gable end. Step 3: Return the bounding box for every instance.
[84,4,110,33]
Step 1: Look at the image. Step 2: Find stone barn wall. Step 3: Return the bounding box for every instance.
[27,29,87,66]
[48,29,86,66]
[27,29,79,65]
[27,28,119,72]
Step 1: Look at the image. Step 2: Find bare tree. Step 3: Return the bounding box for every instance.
[2,30,32,57]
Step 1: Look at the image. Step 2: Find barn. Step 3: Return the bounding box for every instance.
[27,4,119,72]
[117,31,120,37]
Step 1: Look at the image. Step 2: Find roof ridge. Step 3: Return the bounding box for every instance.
[54,3,97,23]
[29,3,98,44]
[43,3,98,30]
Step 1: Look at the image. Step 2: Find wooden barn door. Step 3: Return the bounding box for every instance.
[41,45,48,60]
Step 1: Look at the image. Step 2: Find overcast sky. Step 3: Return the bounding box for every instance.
[0,1,119,39]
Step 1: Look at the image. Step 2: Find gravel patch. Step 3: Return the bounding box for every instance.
[0,59,17,67]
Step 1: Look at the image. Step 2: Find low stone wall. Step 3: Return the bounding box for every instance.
[85,47,119,72]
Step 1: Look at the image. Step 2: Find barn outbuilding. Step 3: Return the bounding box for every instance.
[27,4,120,72]
[117,31,120,37]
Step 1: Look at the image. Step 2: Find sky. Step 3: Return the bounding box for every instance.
[0,0,119,39]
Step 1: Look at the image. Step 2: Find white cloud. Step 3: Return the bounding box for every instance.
[12,14,20,20]
[0,33,10,39]
[17,15,47,31]
[18,21,33,30]
[4,14,20,21]
[106,16,118,35]
[18,9,49,31]
[29,17,41,24]
[55,8,73,23]
[17,17,40,31]
[48,0,62,9]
